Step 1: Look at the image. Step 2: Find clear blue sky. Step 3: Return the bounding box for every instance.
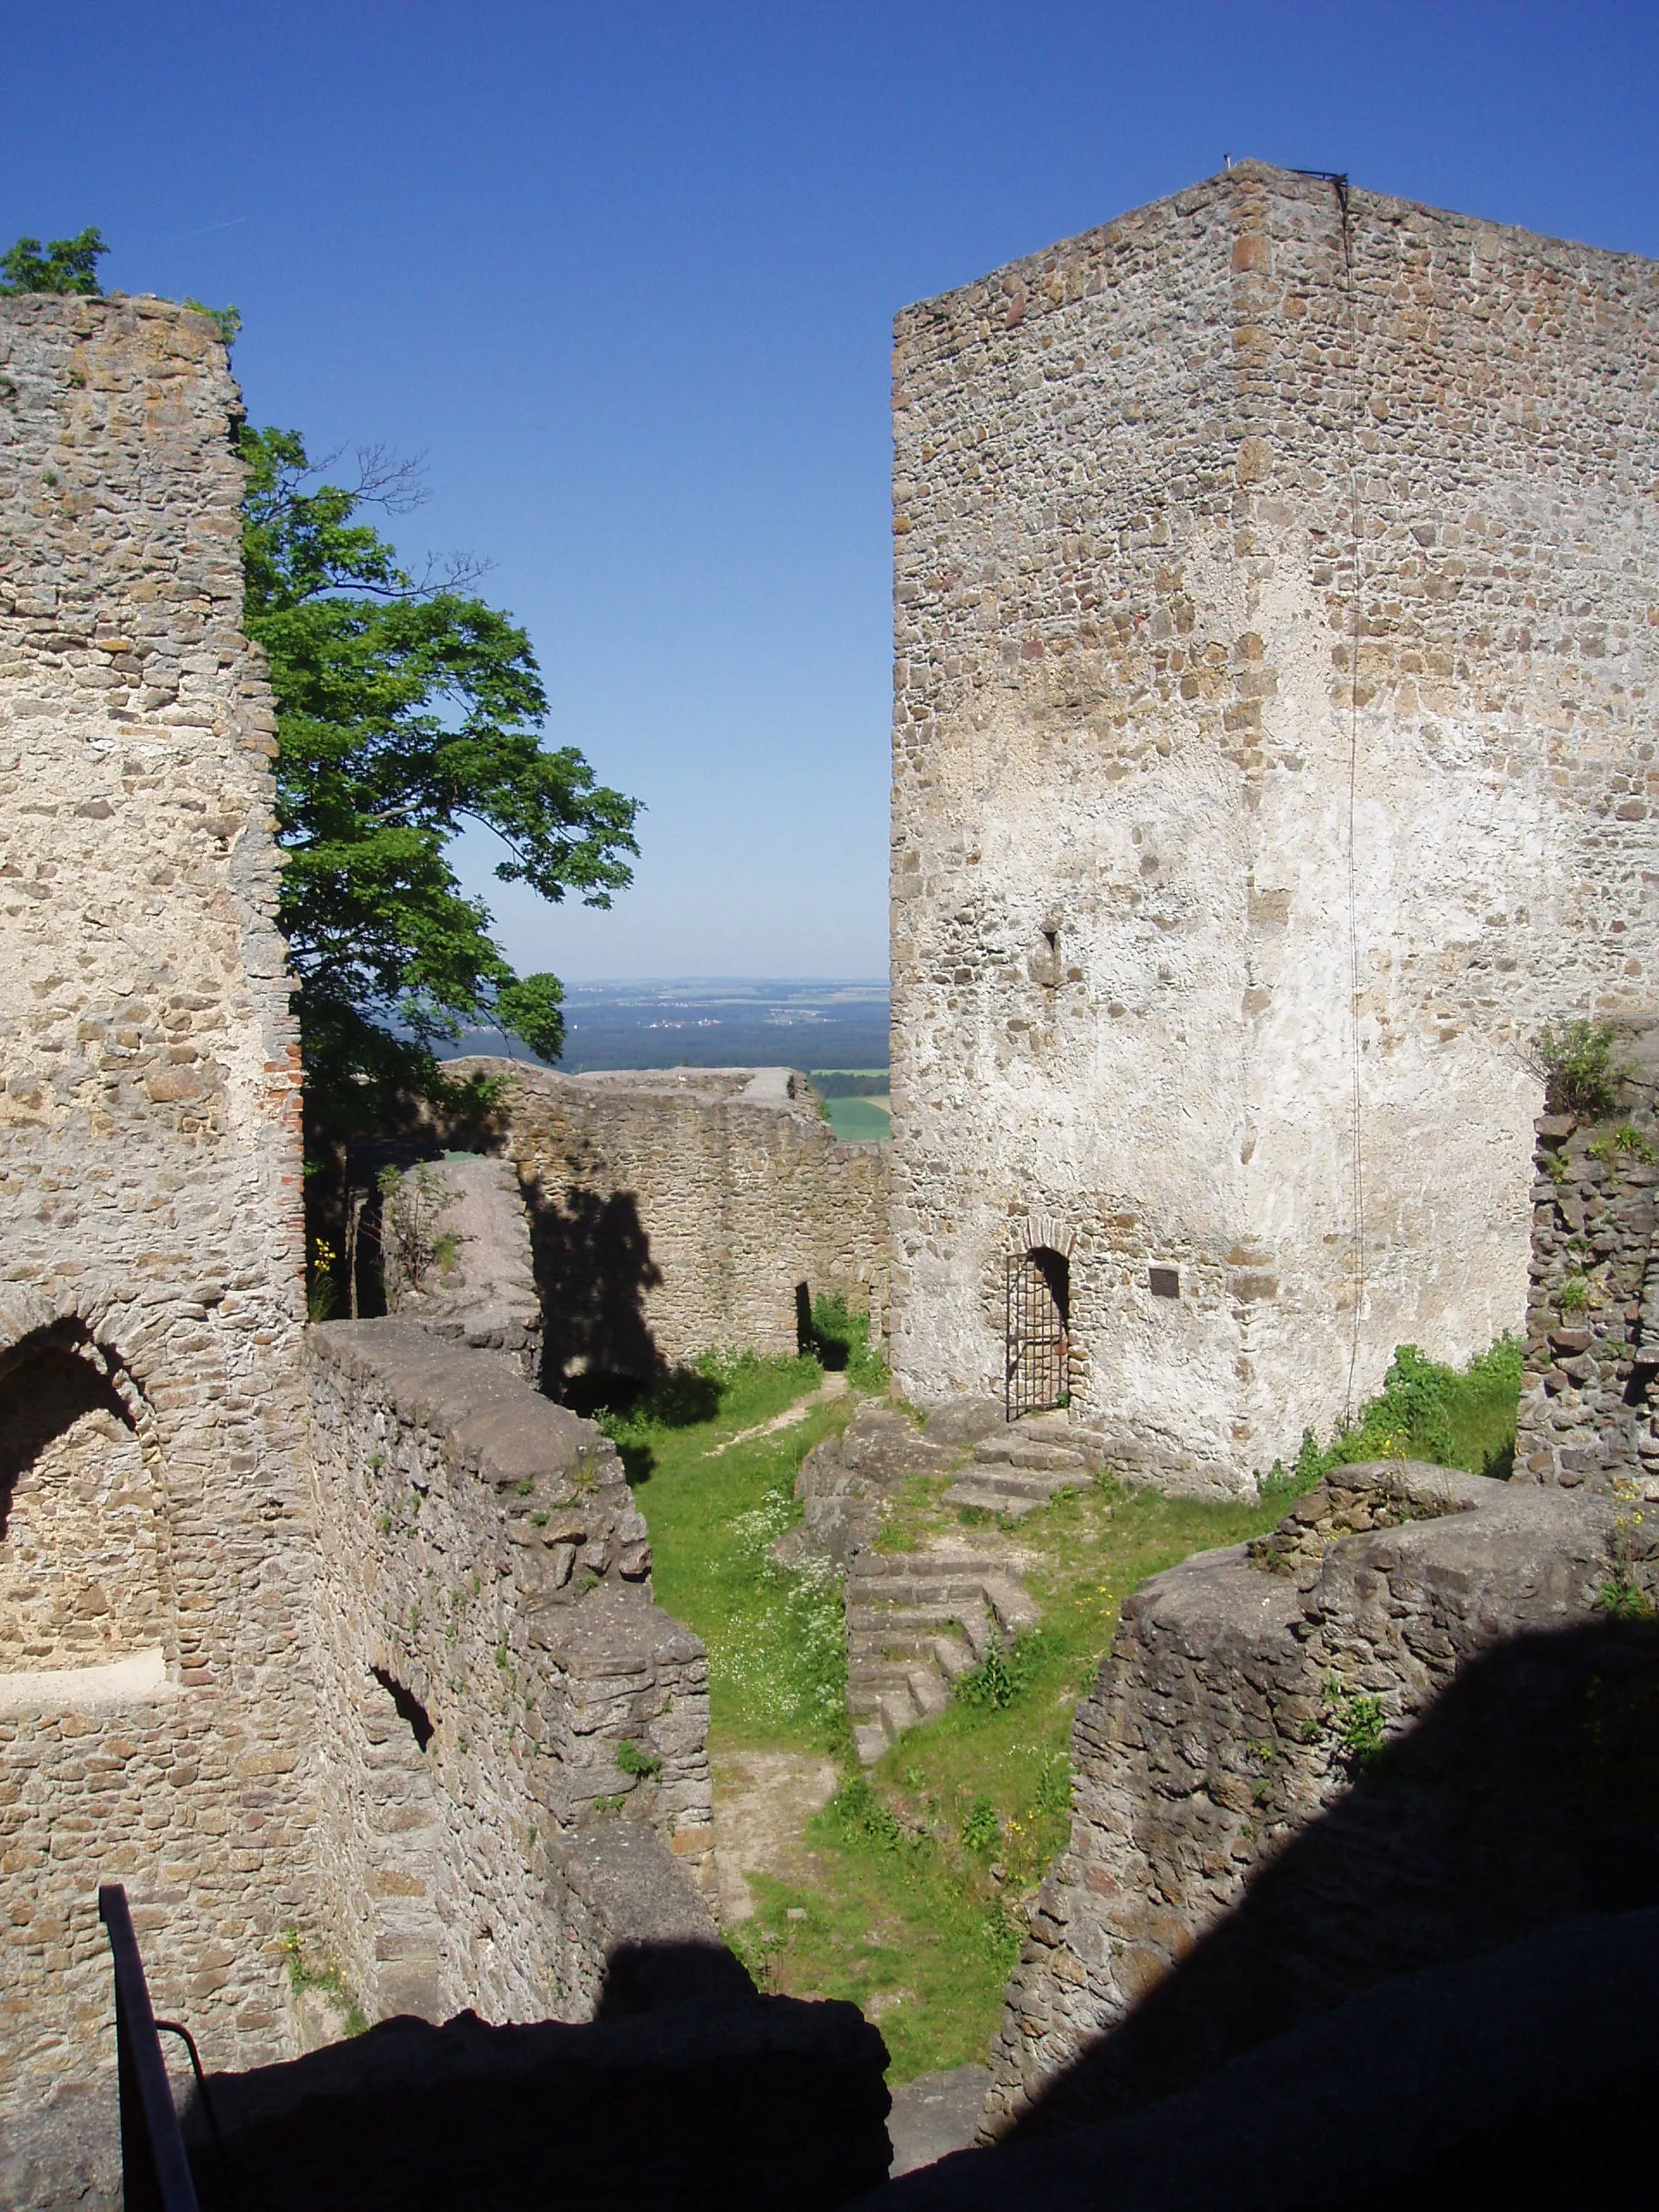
[9,2,1658,979]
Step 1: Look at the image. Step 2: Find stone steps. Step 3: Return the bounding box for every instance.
[970,1437,1089,1472]
[944,1468,1082,1520]
[845,1548,1039,1763]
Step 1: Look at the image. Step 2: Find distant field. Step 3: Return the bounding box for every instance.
[824,1094,890,1143]
[437,980,890,1075]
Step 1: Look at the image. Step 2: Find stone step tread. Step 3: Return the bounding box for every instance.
[909,1667,950,1720]
[848,1574,1010,1605]
[941,1482,1044,1519]
[858,1610,973,1645]
[972,1440,1089,1471]
[851,1584,995,1614]
[849,1620,970,1652]
[854,1726,889,1767]
[931,1634,978,1681]
[944,1471,1072,1504]
[851,1550,1012,1578]
[850,1661,938,1702]
[877,1685,921,1737]
[982,1579,1039,1636]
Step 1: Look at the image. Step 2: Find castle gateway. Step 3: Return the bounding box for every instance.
[887,162,1659,1492]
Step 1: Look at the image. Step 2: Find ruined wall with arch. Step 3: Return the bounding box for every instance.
[0,295,313,2113]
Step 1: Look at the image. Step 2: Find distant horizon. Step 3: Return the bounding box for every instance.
[560,975,888,989]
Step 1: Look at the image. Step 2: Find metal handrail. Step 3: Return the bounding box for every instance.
[98,1884,201,2212]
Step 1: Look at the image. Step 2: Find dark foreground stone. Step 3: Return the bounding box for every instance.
[181,1983,889,2212]
[853,1907,1659,2209]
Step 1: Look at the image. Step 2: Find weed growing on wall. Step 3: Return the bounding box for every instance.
[1262,1337,1522,1494]
[377,1163,457,1294]
[1534,1020,1627,1118]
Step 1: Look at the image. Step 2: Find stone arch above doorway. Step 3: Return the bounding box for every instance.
[0,1296,168,1671]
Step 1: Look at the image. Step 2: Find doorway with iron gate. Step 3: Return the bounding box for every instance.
[1006,1245,1071,1420]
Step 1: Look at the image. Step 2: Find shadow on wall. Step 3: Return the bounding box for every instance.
[180,1939,890,2212]
[523,1181,664,1399]
[0,1331,159,1663]
[867,1617,1659,2209]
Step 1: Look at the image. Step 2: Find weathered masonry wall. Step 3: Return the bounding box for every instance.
[889,162,1659,1491]
[0,298,309,2108]
[982,1462,1632,2138]
[1516,1021,1659,1492]
[446,1061,890,1383]
[305,1321,715,2026]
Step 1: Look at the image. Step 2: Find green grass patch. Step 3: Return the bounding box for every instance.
[721,1473,1289,2078]
[1263,1336,1522,1495]
[597,1351,854,1751]
[823,1095,891,1143]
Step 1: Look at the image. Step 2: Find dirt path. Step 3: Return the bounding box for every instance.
[711,1747,841,1922]
[706,1369,849,1457]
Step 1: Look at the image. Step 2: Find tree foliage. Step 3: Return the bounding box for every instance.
[0,227,107,294]
[240,425,639,1135]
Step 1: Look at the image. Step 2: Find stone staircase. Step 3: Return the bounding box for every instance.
[942,1411,1108,1520]
[846,1548,1039,1764]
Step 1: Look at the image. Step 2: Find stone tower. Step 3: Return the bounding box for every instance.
[888,163,1659,1491]
[0,296,310,2107]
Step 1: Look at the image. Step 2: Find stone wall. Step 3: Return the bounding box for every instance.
[889,161,1659,1491]
[379,1152,543,1380]
[444,1060,890,1383]
[0,296,309,2109]
[980,1460,1630,2136]
[305,1320,715,2027]
[1515,1020,1659,1493]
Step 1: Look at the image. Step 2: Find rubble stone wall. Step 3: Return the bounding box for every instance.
[305,1321,715,2025]
[890,161,1659,1490]
[981,1462,1623,2135]
[444,1061,890,1382]
[0,296,309,2111]
[1516,1021,1659,1494]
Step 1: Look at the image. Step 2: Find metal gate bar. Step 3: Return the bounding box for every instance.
[1006,1249,1068,1421]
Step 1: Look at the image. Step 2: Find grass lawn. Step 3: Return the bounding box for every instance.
[726,1477,1289,2076]
[601,1350,855,1749]
[600,1333,1522,2082]
[824,1094,891,1143]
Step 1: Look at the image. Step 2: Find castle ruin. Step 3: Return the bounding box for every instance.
[0,294,777,2180]
[888,162,1659,1491]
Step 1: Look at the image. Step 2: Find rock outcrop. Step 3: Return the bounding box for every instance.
[980,1460,1641,2138]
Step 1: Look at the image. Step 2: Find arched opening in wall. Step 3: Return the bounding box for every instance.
[0,1333,162,1669]
[1007,1247,1071,1421]
[372,1663,435,1751]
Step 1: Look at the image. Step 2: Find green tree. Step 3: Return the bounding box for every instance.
[0,227,107,294]
[241,424,639,1138]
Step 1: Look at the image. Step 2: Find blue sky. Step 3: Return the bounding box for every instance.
[8,2,1658,979]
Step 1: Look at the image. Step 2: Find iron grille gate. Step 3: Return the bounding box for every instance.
[1006,1248,1069,1420]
